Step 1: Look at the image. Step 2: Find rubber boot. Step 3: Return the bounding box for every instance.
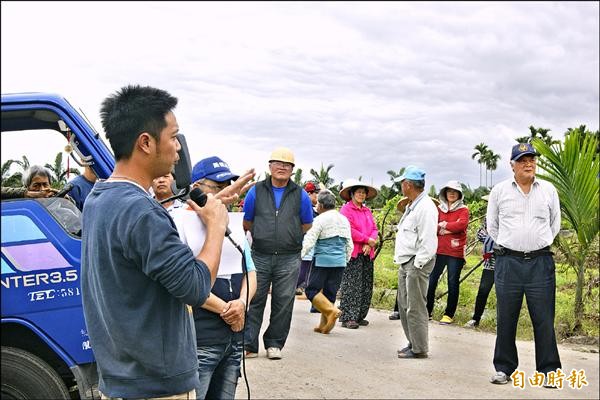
[311,292,341,334]
[314,314,327,333]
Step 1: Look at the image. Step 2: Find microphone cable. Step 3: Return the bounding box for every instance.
[189,187,251,399]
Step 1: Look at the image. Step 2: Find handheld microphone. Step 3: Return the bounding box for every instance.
[54,183,74,198]
[189,187,232,237]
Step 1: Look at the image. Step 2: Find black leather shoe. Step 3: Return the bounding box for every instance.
[397,349,428,359]
[358,319,369,326]
[397,346,411,355]
[389,312,400,320]
[342,320,359,329]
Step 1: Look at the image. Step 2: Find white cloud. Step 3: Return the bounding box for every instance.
[1,1,598,192]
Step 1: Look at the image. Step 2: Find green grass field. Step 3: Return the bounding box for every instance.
[371,243,599,341]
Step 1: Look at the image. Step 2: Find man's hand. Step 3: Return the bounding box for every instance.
[186,193,229,235]
[26,188,58,198]
[216,168,256,206]
[220,299,245,332]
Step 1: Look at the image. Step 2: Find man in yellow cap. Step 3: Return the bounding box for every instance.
[242,147,314,360]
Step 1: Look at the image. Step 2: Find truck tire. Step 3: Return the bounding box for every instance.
[1,346,71,399]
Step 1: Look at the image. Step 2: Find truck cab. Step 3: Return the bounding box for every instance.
[1,93,114,399]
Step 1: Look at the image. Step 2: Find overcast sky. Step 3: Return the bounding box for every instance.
[2,1,598,192]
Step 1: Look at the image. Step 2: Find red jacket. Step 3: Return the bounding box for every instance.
[436,205,469,259]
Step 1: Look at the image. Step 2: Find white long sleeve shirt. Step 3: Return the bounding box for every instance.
[487,177,561,252]
[301,209,353,263]
[393,191,439,268]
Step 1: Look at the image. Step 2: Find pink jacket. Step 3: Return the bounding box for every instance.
[340,201,379,260]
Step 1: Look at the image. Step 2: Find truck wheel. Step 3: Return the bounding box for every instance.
[1,346,70,399]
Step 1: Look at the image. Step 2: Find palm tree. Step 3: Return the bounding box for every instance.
[514,136,529,144]
[45,152,80,188]
[529,126,559,146]
[485,151,501,187]
[2,155,30,187]
[293,168,303,186]
[532,130,599,334]
[471,143,488,187]
[1,160,22,187]
[309,163,335,188]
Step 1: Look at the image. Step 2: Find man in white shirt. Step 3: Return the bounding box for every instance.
[393,166,438,359]
[487,143,562,386]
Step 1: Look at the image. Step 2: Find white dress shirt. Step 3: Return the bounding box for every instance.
[393,191,439,268]
[487,177,561,252]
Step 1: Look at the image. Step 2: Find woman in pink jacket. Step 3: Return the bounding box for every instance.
[426,180,470,325]
[338,179,379,329]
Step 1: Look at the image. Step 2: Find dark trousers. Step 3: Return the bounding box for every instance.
[493,254,561,375]
[296,259,313,289]
[244,251,300,353]
[339,255,374,322]
[426,254,465,318]
[305,266,344,302]
[472,268,495,322]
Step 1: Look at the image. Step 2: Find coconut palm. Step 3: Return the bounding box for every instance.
[532,130,599,334]
[309,163,335,188]
[471,143,488,187]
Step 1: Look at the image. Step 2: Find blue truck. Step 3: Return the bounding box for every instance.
[1,93,115,399]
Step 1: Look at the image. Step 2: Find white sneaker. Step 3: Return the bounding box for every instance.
[490,371,510,384]
[464,319,479,328]
[266,347,282,360]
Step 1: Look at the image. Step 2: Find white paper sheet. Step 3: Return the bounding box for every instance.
[171,209,247,277]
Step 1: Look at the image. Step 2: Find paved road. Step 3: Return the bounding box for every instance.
[235,295,599,399]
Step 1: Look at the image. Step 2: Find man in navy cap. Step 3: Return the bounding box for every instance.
[487,143,562,386]
[191,156,240,196]
[392,166,438,359]
[187,156,257,399]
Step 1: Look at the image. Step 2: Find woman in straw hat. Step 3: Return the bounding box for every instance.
[338,179,379,329]
[426,180,470,325]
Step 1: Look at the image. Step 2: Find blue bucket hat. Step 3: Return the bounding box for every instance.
[191,156,239,183]
[393,166,426,183]
[511,143,539,161]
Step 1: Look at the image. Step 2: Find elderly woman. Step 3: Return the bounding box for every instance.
[338,179,379,329]
[301,190,353,334]
[1,165,58,199]
[426,180,470,325]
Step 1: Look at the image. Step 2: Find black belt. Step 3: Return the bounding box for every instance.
[495,246,553,260]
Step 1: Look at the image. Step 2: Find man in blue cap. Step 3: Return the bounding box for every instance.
[487,143,561,386]
[191,156,240,196]
[392,166,438,359]
[187,156,257,399]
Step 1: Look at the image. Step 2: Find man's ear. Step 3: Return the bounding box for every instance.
[137,132,155,155]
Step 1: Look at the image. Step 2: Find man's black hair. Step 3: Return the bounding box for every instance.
[100,85,178,161]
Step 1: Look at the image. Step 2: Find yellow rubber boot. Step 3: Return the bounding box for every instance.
[314,314,326,333]
[311,292,340,334]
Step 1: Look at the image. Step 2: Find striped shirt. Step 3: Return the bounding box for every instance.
[487,177,560,252]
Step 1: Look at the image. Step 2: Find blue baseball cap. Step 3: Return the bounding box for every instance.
[511,143,539,161]
[191,156,239,183]
[393,166,426,182]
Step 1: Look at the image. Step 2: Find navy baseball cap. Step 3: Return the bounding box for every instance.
[191,156,239,183]
[511,143,539,161]
[393,166,426,182]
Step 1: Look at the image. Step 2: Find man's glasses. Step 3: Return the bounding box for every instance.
[270,161,293,170]
[198,182,229,191]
